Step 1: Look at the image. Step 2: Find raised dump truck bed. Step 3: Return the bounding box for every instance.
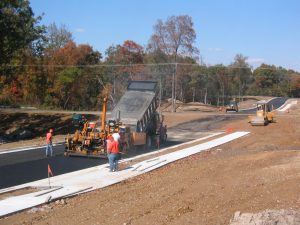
[110,80,158,132]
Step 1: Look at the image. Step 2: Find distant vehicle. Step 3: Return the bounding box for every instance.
[226,100,238,112]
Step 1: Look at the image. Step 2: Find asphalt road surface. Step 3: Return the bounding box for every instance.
[0,140,183,189]
[240,97,287,114]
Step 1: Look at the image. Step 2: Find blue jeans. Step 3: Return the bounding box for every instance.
[108,153,118,172]
[45,143,53,156]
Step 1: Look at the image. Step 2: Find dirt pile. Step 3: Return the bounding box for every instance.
[0,111,99,144]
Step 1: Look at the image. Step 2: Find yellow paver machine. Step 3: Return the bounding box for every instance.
[249,101,275,126]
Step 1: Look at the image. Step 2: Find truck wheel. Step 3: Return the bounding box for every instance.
[156,136,160,149]
[161,134,167,144]
[146,136,152,148]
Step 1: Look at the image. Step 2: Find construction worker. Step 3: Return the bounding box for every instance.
[108,133,120,172]
[45,129,54,157]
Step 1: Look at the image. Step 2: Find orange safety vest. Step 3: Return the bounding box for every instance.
[46,132,52,144]
[110,140,120,154]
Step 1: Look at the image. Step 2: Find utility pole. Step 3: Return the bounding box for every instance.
[171,63,178,113]
[112,52,116,95]
[159,73,162,111]
[204,88,207,104]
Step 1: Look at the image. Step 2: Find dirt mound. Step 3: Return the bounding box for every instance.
[160,100,219,112]
[230,209,300,225]
[0,112,99,144]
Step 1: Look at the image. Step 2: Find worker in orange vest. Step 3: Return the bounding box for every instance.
[45,129,54,157]
[108,133,120,172]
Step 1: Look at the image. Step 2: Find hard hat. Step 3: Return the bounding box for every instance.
[49,129,53,132]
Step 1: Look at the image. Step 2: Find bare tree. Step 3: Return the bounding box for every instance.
[148,15,198,112]
[46,23,73,50]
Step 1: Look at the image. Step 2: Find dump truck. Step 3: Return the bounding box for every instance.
[109,80,167,149]
[64,80,167,158]
[249,101,275,126]
[226,100,238,112]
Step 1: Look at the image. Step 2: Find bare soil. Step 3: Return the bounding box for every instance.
[1,99,300,225]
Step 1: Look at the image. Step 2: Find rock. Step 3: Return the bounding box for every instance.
[27,207,38,213]
[18,130,32,139]
[27,207,46,214]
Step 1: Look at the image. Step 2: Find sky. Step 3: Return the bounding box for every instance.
[30,0,300,71]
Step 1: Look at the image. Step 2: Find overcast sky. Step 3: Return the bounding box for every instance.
[30,0,300,71]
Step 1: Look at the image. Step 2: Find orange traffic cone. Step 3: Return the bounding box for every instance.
[226,128,234,133]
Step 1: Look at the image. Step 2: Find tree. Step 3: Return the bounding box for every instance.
[228,54,252,101]
[252,64,290,96]
[148,15,198,59]
[44,41,102,109]
[288,70,300,97]
[0,0,44,65]
[104,41,144,100]
[189,65,208,103]
[148,15,198,112]
[208,65,229,106]
[45,23,73,50]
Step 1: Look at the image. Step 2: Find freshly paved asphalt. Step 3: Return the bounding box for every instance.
[0,140,183,189]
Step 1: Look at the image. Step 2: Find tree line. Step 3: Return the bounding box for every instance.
[1,1,300,110]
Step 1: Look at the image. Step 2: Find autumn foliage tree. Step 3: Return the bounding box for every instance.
[44,41,102,109]
[0,0,45,105]
[104,40,144,101]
